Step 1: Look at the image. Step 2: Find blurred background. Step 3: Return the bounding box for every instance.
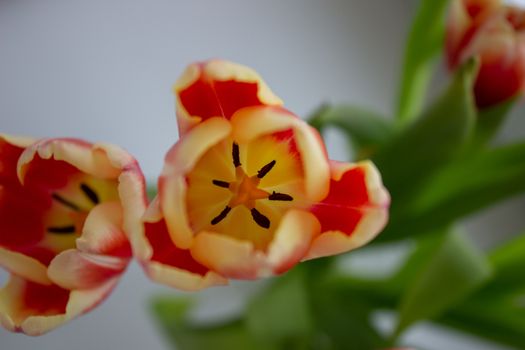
[0,0,523,349]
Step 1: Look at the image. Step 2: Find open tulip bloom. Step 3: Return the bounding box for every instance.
[0,59,389,336]
[135,60,390,288]
[0,136,147,335]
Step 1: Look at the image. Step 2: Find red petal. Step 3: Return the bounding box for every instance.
[48,250,127,290]
[475,46,525,107]
[179,78,263,121]
[22,280,70,317]
[0,140,49,250]
[144,218,209,276]
[310,164,369,235]
[272,129,300,157]
[0,184,48,249]
[23,155,80,190]
[0,138,24,181]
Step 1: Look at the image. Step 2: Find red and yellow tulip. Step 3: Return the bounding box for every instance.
[135,60,390,286]
[446,0,525,107]
[0,136,147,335]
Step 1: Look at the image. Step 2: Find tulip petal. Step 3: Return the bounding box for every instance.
[161,117,231,249]
[191,210,319,279]
[266,209,320,275]
[47,250,127,290]
[174,60,283,133]
[134,197,228,291]
[446,0,501,68]
[0,274,118,336]
[231,106,330,202]
[0,276,69,334]
[76,202,130,257]
[306,161,389,260]
[0,248,51,285]
[0,137,49,250]
[191,232,267,279]
[465,14,525,106]
[18,139,147,191]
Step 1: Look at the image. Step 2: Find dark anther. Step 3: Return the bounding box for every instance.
[232,143,241,168]
[52,193,80,211]
[212,180,230,189]
[47,225,76,234]
[80,183,99,204]
[251,208,270,229]
[268,191,293,201]
[257,160,276,178]
[211,206,232,225]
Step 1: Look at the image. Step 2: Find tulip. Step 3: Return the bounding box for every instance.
[0,135,147,335]
[135,60,390,283]
[446,0,525,108]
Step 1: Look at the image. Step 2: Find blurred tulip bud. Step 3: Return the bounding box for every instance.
[446,0,525,108]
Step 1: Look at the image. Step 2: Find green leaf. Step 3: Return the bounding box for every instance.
[151,295,192,327]
[396,141,525,239]
[394,229,492,336]
[484,233,525,294]
[147,184,157,200]
[311,288,387,350]
[307,104,393,160]
[435,232,525,348]
[151,296,272,350]
[396,0,450,124]
[471,97,517,149]
[440,295,525,349]
[374,59,476,202]
[246,270,313,344]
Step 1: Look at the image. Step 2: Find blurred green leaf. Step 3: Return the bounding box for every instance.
[440,295,525,349]
[308,104,393,159]
[147,184,157,200]
[152,295,192,326]
[396,141,525,238]
[435,232,525,348]
[482,233,525,295]
[246,270,313,345]
[396,0,450,124]
[310,288,388,350]
[374,59,476,202]
[471,97,517,149]
[151,296,272,350]
[397,0,448,122]
[386,229,447,295]
[394,229,492,336]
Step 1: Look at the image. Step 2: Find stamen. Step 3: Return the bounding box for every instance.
[251,208,270,229]
[268,191,293,201]
[211,206,232,225]
[212,180,230,189]
[232,143,241,168]
[52,193,80,211]
[257,160,276,178]
[47,225,76,234]
[80,183,99,204]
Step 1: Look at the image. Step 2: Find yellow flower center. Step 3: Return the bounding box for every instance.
[186,135,308,250]
[228,167,270,208]
[42,173,119,253]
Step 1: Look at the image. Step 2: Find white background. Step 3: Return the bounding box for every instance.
[1,1,524,349]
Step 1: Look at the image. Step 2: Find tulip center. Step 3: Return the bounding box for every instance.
[186,134,307,250]
[208,143,295,229]
[41,171,119,256]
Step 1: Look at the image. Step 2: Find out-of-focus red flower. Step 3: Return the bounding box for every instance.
[0,136,147,335]
[446,0,525,108]
[134,60,390,285]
